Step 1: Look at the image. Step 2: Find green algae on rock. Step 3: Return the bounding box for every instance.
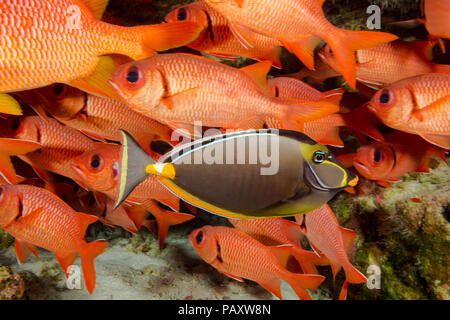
[0,229,14,249]
[329,163,450,300]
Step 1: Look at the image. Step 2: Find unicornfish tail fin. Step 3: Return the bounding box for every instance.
[115,130,155,208]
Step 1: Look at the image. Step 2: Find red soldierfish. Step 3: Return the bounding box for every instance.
[190,225,325,300]
[295,204,367,284]
[109,54,339,134]
[203,0,398,88]
[0,184,107,294]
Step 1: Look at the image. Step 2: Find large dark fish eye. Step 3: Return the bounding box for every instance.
[373,149,381,163]
[177,8,187,21]
[90,155,101,169]
[312,151,326,164]
[379,89,390,104]
[196,231,204,244]
[8,118,20,132]
[51,83,65,98]
[126,66,140,84]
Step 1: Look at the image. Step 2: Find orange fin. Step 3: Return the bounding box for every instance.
[83,0,109,20]
[340,227,356,255]
[343,104,384,141]
[68,56,122,101]
[269,245,294,267]
[419,134,450,149]
[279,98,339,130]
[228,21,256,49]
[258,46,283,69]
[142,200,195,249]
[327,30,398,88]
[258,278,283,299]
[376,180,391,188]
[338,280,349,300]
[280,35,322,70]
[79,239,108,294]
[0,94,23,115]
[209,53,238,61]
[223,272,244,282]
[283,272,325,300]
[337,153,357,168]
[54,253,78,278]
[132,21,204,60]
[240,61,272,94]
[0,138,41,184]
[15,239,39,264]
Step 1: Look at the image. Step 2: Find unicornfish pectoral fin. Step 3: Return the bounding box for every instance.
[114,130,154,209]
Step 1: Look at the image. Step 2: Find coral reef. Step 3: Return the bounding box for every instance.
[0,266,25,300]
[329,162,450,300]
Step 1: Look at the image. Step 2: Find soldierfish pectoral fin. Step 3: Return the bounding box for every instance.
[0,139,42,184]
[0,94,23,115]
[15,239,39,264]
[240,61,272,94]
[115,130,154,208]
[68,56,122,102]
[419,134,450,149]
[228,21,256,49]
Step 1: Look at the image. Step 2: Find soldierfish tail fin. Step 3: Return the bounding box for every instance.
[290,246,325,275]
[283,271,325,300]
[0,94,23,115]
[142,200,195,249]
[79,239,108,294]
[130,21,204,60]
[431,63,450,74]
[115,130,155,208]
[343,263,367,284]
[338,280,349,300]
[327,30,398,88]
[277,98,339,131]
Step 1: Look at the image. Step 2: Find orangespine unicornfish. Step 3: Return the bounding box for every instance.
[115,129,358,219]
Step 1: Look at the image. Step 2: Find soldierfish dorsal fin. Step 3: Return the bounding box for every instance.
[240,61,272,94]
[82,0,109,20]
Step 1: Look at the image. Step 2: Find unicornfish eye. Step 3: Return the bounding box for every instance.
[90,155,101,169]
[312,151,326,164]
[379,89,390,104]
[196,231,204,244]
[126,66,140,84]
[177,8,187,21]
[373,149,381,163]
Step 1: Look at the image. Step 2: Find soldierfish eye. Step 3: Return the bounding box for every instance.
[195,231,204,244]
[7,118,21,133]
[177,8,187,21]
[51,83,66,98]
[312,151,326,164]
[90,155,101,169]
[122,65,144,90]
[373,149,382,163]
[379,89,390,104]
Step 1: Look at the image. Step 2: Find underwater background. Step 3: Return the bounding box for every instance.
[0,0,448,300]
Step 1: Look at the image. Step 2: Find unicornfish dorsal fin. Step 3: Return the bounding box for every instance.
[115,130,154,208]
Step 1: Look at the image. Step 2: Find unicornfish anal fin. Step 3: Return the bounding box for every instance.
[114,130,154,208]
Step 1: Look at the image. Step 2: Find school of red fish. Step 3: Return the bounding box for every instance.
[0,0,448,299]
